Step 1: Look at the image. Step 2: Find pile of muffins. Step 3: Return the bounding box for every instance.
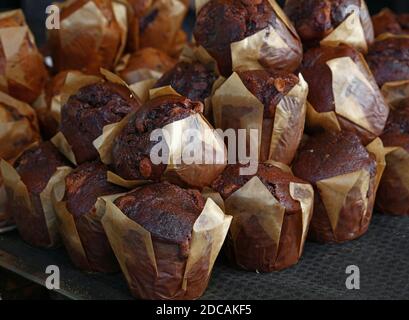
[0,0,408,300]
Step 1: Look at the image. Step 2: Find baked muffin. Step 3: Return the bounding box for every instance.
[0,92,40,162]
[62,161,125,272]
[377,107,409,216]
[60,81,141,164]
[154,62,218,103]
[372,8,409,37]
[112,95,203,181]
[212,163,313,272]
[238,70,301,163]
[284,0,374,50]
[117,48,176,84]
[194,0,302,76]
[292,131,377,243]
[110,182,227,299]
[48,0,126,73]
[366,37,409,88]
[301,44,389,144]
[8,142,69,247]
[0,9,48,104]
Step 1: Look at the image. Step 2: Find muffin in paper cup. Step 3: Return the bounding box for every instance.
[212,162,314,272]
[102,181,232,299]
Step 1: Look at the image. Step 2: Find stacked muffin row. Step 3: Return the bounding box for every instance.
[0,0,408,300]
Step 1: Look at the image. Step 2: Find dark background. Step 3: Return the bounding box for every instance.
[1,0,409,46]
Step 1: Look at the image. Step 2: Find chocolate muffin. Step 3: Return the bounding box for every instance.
[63,161,125,272]
[372,8,409,37]
[154,62,218,103]
[237,70,300,162]
[117,48,176,84]
[10,142,69,247]
[301,44,389,144]
[112,95,203,181]
[292,131,377,243]
[194,0,302,76]
[212,163,312,272]
[112,182,212,299]
[377,107,409,216]
[366,37,409,87]
[60,81,141,164]
[284,0,374,49]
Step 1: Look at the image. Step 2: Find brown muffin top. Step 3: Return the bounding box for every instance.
[238,70,299,118]
[366,37,409,87]
[112,95,203,181]
[114,182,204,255]
[154,62,218,103]
[194,0,280,75]
[60,81,141,164]
[372,8,409,37]
[14,141,69,195]
[212,163,305,214]
[381,107,409,151]
[292,131,377,184]
[65,161,125,218]
[285,0,368,44]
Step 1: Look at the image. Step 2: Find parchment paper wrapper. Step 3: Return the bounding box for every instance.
[195,0,302,76]
[222,174,314,272]
[99,86,227,189]
[0,159,71,248]
[381,80,409,110]
[0,9,48,104]
[319,0,374,53]
[51,171,120,273]
[309,139,385,243]
[52,69,139,165]
[212,72,308,164]
[0,91,40,161]
[102,196,232,299]
[48,0,128,73]
[377,145,409,216]
[306,55,389,145]
[138,0,187,56]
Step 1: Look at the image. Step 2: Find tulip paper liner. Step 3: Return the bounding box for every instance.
[139,0,187,56]
[319,0,373,53]
[48,0,128,73]
[0,9,47,104]
[101,194,232,300]
[51,172,121,273]
[212,72,308,164]
[0,158,71,248]
[223,171,314,271]
[51,69,140,166]
[306,54,389,144]
[311,138,386,241]
[96,86,227,189]
[195,0,302,74]
[376,145,409,216]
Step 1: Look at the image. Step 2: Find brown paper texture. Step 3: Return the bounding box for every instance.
[107,171,150,189]
[289,182,314,256]
[366,138,387,194]
[0,91,40,161]
[268,74,308,163]
[225,176,285,249]
[306,102,342,133]
[195,0,208,15]
[201,187,225,212]
[0,10,46,103]
[0,159,71,247]
[381,80,409,110]
[102,197,231,299]
[129,79,157,103]
[327,56,388,136]
[51,132,77,165]
[316,169,370,232]
[384,147,409,194]
[149,85,181,99]
[320,11,367,52]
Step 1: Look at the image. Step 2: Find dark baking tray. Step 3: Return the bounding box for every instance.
[0,214,408,300]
